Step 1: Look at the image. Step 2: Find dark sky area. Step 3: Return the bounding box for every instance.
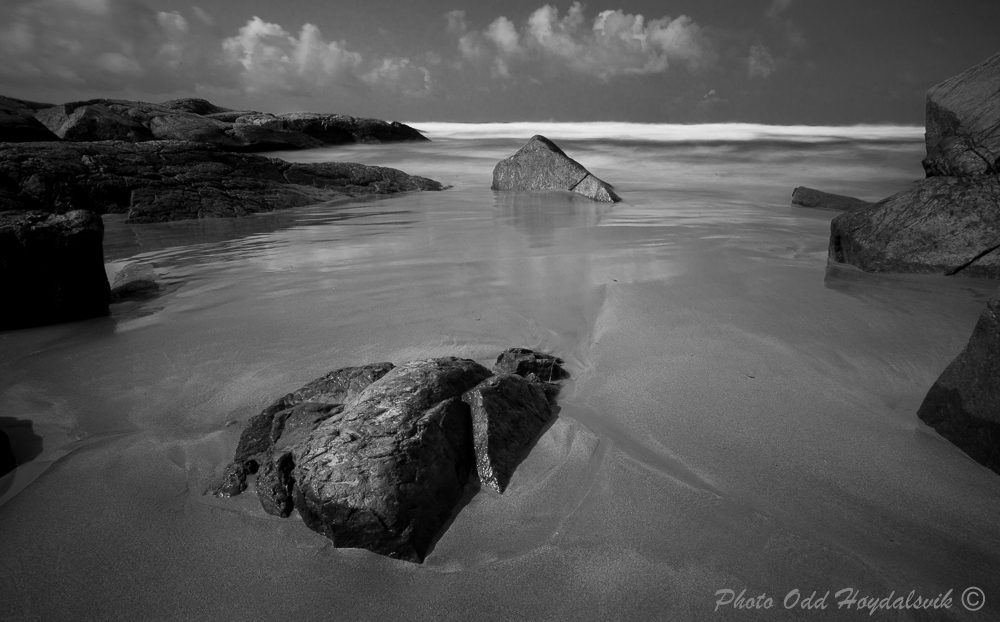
[1,0,997,123]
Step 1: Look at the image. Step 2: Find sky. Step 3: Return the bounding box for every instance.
[0,0,997,124]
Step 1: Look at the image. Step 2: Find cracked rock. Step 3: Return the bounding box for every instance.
[491,135,621,203]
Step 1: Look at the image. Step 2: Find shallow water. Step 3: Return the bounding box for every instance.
[2,124,999,621]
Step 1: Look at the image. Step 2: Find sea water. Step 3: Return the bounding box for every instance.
[1,124,998,621]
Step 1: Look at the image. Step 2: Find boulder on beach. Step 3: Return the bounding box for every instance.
[215,349,569,562]
[0,210,110,331]
[828,52,1000,278]
[492,135,621,203]
[0,430,16,478]
[109,262,160,302]
[917,288,1000,475]
[0,141,444,223]
[791,187,871,212]
[922,52,1000,177]
[0,95,60,143]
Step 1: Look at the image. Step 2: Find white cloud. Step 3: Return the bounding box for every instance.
[362,57,432,97]
[452,3,713,81]
[444,10,467,35]
[747,44,776,79]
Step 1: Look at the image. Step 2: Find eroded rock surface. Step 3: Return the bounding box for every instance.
[791,187,871,212]
[918,288,1000,475]
[0,210,109,331]
[0,141,443,223]
[110,262,160,302]
[492,135,621,203]
[216,350,570,562]
[0,95,59,143]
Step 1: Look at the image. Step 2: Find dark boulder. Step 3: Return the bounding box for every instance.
[0,210,109,331]
[828,53,1000,278]
[492,135,621,203]
[0,95,60,142]
[791,187,871,212]
[462,374,554,493]
[493,347,571,381]
[36,102,155,142]
[292,358,492,561]
[0,430,16,478]
[0,141,444,223]
[922,52,1000,177]
[918,288,1000,474]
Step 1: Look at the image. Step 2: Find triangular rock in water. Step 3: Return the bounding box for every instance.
[491,135,621,203]
[462,374,555,493]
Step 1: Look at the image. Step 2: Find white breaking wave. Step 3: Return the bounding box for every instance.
[403,122,924,143]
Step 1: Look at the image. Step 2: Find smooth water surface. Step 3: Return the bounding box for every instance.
[1,124,998,621]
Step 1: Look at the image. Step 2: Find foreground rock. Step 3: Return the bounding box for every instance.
[922,52,1000,177]
[918,288,1000,475]
[0,210,109,330]
[0,141,443,223]
[791,187,871,212]
[828,53,1000,278]
[216,349,569,562]
[492,135,621,202]
[109,262,160,302]
[0,430,15,477]
[29,97,427,151]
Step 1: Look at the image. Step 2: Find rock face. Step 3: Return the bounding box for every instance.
[0,210,109,331]
[0,430,16,477]
[492,135,621,203]
[217,349,570,562]
[0,95,60,143]
[828,53,1000,278]
[918,288,1000,475]
[791,187,871,212]
[922,52,1000,177]
[0,141,444,223]
[29,97,427,151]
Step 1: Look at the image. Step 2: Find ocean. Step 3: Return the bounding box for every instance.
[1,123,998,621]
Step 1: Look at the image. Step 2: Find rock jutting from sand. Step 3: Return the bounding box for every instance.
[791,187,871,212]
[491,135,621,203]
[109,262,161,303]
[0,141,444,223]
[213,349,569,563]
[0,210,110,331]
[917,288,1000,475]
[827,52,1000,278]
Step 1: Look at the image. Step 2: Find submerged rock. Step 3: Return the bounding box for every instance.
[0,141,444,223]
[918,288,1000,475]
[791,187,871,212]
[0,210,109,331]
[492,135,621,203]
[217,349,571,562]
[462,374,554,493]
[828,53,1000,278]
[109,262,160,302]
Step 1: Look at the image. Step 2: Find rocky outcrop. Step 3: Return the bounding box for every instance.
[109,262,160,302]
[829,176,1000,277]
[492,135,621,203]
[922,52,1000,177]
[216,349,570,562]
[828,53,1000,278]
[918,288,1000,474]
[0,95,60,142]
[0,430,16,478]
[0,141,444,223]
[27,97,427,151]
[791,187,871,212]
[0,210,109,331]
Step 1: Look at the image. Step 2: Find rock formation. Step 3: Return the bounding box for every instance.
[28,97,427,151]
[918,288,1000,475]
[492,135,621,203]
[215,349,569,562]
[109,262,160,302]
[0,96,60,143]
[0,141,443,223]
[0,430,16,478]
[0,210,109,331]
[828,53,1000,278]
[791,187,871,212]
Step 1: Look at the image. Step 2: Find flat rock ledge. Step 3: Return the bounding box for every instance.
[211,348,570,562]
[492,135,621,203]
[827,52,1000,278]
[0,141,443,223]
[791,187,871,212]
[918,288,1000,475]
